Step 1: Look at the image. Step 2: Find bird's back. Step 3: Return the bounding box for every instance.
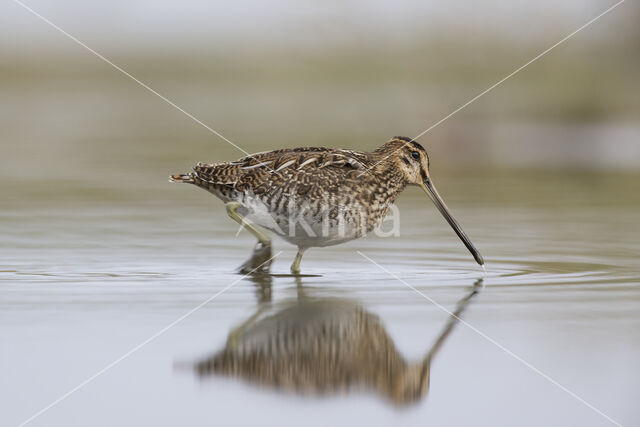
[180,147,371,197]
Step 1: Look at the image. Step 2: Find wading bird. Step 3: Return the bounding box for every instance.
[170,136,483,274]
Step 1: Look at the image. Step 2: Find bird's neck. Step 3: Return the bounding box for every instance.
[365,152,408,197]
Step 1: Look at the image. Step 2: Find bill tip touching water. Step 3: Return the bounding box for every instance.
[170,136,484,274]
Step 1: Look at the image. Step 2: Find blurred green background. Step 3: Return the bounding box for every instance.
[1,0,638,203]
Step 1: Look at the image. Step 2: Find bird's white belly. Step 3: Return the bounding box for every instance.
[240,196,366,248]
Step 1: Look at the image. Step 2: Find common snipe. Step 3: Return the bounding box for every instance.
[170,136,483,274]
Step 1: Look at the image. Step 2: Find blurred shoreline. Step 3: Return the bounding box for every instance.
[2,49,639,175]
[2,1,639,177]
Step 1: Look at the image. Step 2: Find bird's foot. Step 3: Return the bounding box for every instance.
[237,241,273,274]
[289,265,301,275]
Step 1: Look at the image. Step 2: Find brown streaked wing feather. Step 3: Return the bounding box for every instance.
[233,147,369,171]
[194,147,371,192]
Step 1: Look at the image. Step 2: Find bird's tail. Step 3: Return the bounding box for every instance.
[169,173,195,183]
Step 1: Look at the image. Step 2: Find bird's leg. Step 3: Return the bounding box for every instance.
[226,201,273,274]
[290,247,306,275]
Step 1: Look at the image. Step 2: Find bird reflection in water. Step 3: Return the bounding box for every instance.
[194,277,481,405]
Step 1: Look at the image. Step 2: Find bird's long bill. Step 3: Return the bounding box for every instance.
[420,179,484,266]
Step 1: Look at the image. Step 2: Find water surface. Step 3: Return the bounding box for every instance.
[1,170,639,426]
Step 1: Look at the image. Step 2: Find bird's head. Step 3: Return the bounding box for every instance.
[375,136,484,266]
[376,136,431,185]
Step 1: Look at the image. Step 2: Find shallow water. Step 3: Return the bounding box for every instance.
[1,170,639,427]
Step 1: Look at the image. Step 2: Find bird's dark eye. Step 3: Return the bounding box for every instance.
[411,151,420,160]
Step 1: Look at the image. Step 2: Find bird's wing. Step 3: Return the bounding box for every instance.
[192,147,372,193]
